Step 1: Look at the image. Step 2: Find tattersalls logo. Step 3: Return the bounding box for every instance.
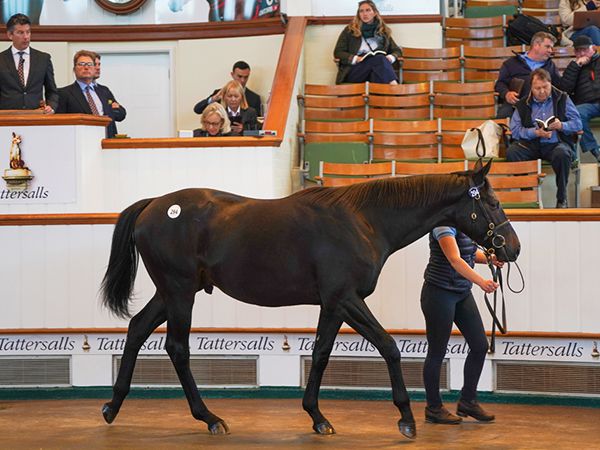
[1,132,48,199]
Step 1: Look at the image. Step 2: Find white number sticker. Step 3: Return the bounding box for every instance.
[167,204,181,219]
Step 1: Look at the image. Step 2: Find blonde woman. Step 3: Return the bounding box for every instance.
[193,102,232,137]
[559,0,600,45]
[219,79,258,135]
[333,0,402,84]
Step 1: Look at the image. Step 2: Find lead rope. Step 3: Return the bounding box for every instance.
[482,252,525,353]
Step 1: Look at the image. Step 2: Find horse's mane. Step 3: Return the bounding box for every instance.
[294,173,468,211]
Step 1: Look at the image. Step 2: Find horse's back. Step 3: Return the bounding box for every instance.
[130,187,381,307]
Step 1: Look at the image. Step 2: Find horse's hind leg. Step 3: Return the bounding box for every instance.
[339,297,416,439]
[164,294,229,435]
[102,292,167,424]
[302,308,343,435]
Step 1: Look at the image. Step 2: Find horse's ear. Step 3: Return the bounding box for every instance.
[473,158,492,185]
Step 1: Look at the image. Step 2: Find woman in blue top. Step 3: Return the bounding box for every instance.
[421,226,502,424]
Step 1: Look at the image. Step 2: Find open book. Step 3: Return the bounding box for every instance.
[535,116,557,131]
[361,50,387,58]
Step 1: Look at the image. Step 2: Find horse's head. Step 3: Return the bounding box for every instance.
[454,159,520,262]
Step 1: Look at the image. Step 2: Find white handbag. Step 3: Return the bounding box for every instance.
[461,120,505,159]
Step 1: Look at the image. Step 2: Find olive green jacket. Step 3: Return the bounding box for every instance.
[333,26,402,84]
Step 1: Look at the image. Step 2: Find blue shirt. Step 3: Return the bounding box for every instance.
[510,95,582,144]
[432,226,456,241]
[520,53,547,72]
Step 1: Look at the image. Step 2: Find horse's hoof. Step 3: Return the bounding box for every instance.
[313,421,336,435]
[398,419,417,439]
[102,403,117,424]
[208,420,230,435]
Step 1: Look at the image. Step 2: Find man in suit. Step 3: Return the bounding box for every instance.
[57,50,126,138]
[0,13,58,112]
[193,60,262,116]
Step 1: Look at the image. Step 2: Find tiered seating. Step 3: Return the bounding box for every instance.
[443,16,506,47]
[297,77,550,207]
[371,120,440,162]
[468,159,545,208]
[521,0,561,25]
[432,80,496,119]
[399,47,462,83]
[297,84,370,181]
[298,119,371,181]
[394,161,468,175]
[316,161,395,186]
[298,84,367,121]
[463,45,524,81]
[368,83,431,120]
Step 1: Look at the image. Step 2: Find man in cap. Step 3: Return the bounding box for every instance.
[561,34,600,162]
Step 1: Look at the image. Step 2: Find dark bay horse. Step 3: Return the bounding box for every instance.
[100,159,520,440]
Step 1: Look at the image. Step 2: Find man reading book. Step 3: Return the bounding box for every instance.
[495,31,562,119]
[507,68,582,208]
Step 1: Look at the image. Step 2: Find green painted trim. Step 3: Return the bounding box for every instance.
[1,386,599,408]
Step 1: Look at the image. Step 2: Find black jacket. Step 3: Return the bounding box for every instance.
[0,47,59,110]
[333,26,402,84]
[194,87,261,116]
[514,87,574,150]
[495,53,562,103]
[56,82,126,138]
[561,52,600,105]
[193,129,231,137]
[228,107,258,135]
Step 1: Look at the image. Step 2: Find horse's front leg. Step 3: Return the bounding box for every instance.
[338,297,416,439]
[302,307,343,435]
[102,292,166,424]
[164,292,229,435]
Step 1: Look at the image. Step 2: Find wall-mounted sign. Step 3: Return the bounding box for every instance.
[0,127,76,204]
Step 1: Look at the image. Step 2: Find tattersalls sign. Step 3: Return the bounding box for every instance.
[0,333,597,363]
[0,129,76,204]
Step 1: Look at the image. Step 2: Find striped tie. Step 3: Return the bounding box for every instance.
[85,86,100,115]
[17,52,25,87]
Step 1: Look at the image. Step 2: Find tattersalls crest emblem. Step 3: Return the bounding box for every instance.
[2,132,34,192]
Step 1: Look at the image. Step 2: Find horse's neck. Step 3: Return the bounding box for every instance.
[361,196,461,254]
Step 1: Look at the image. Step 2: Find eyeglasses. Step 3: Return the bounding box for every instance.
[76,62,95,67]
[202,120,223,128]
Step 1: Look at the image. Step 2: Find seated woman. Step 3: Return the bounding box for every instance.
[193,102,232,137]
[559,0,600,45]
[334,0,402,85]
[220,80,258,135]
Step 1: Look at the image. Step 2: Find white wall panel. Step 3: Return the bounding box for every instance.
[0,227,22,328]
[45,227,71,328]
[20,227,46,327]
[3,219,599,333]
[579,222,600,331]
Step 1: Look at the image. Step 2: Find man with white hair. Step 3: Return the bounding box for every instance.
[561,34,600,163]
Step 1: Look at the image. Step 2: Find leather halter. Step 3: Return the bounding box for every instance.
[468,179,511,260]
[467,178,509,352]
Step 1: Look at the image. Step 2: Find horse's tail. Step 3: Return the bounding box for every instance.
[101,197,154,319]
